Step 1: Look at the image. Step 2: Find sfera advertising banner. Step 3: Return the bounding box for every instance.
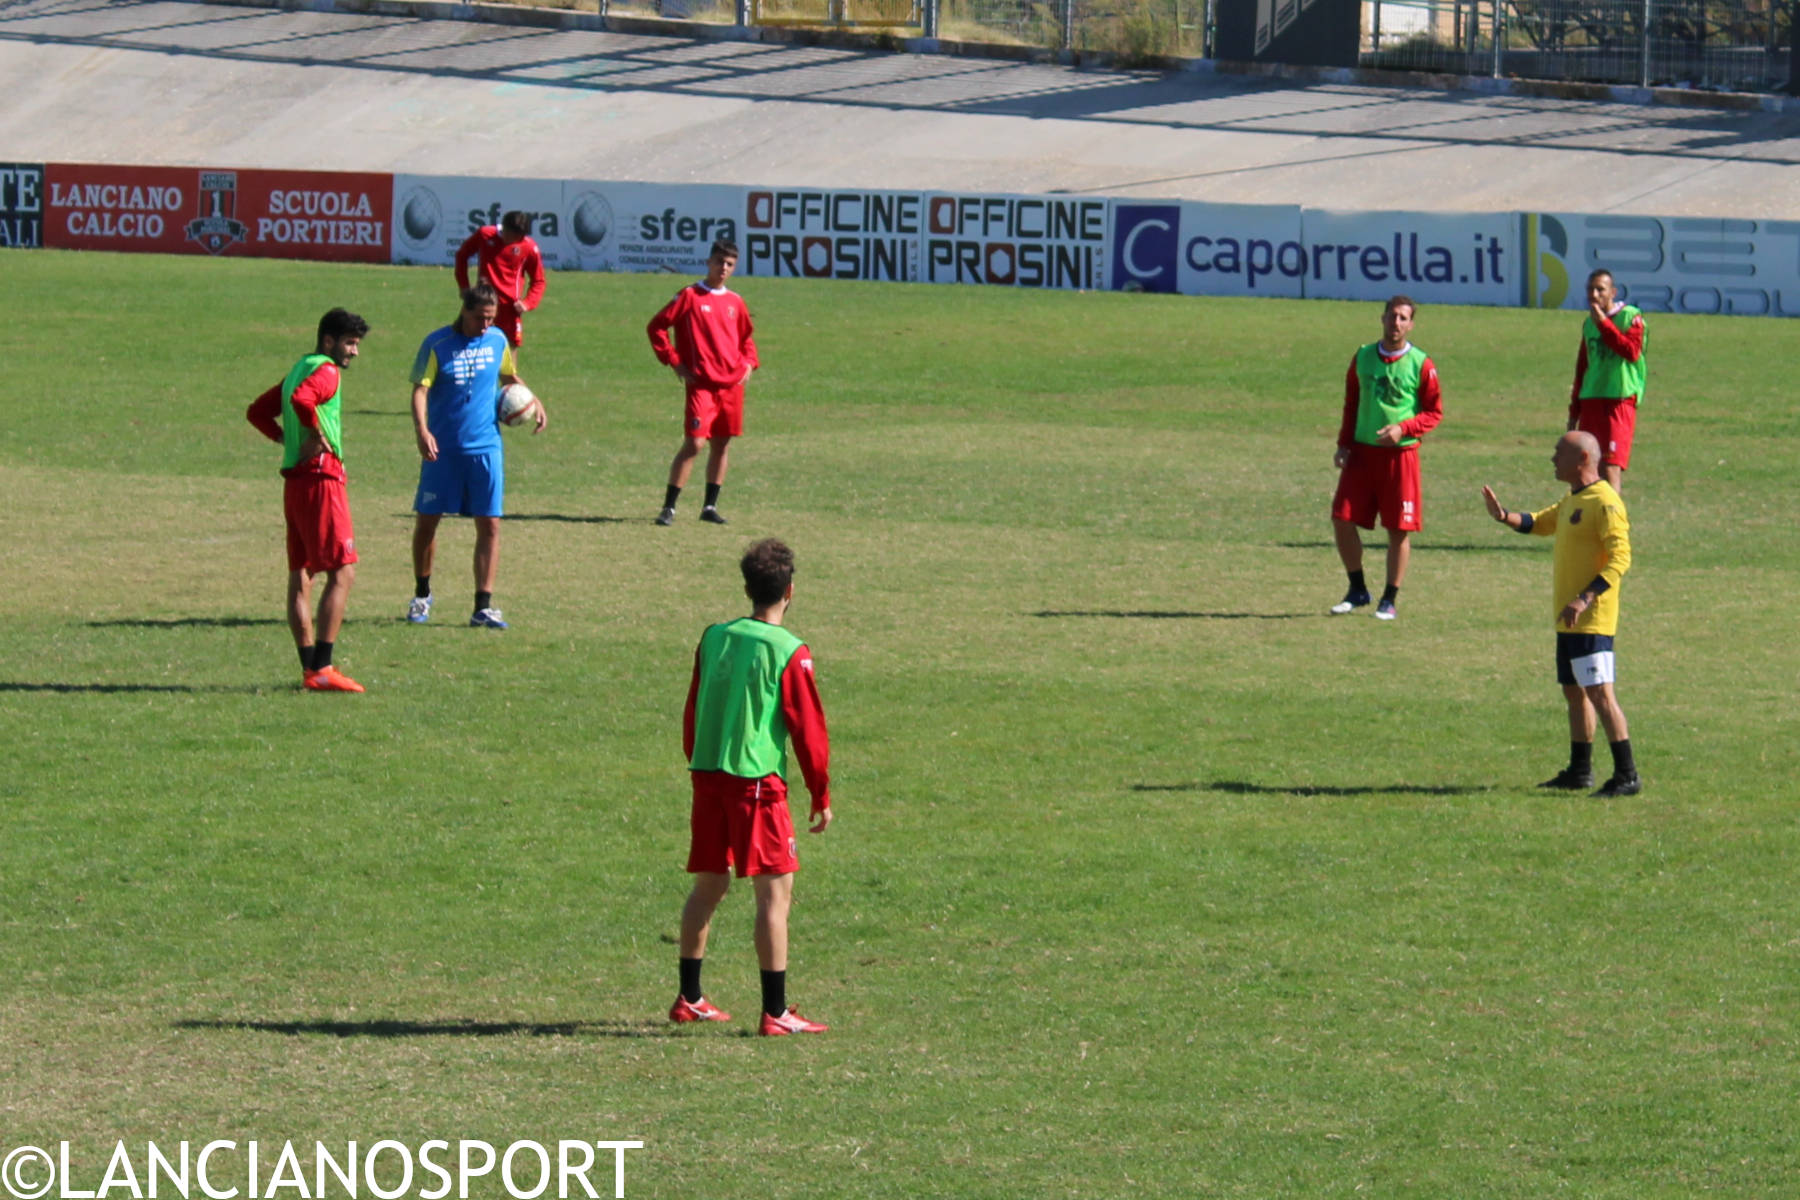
[1290,209,1516,306]
[1522,212,1800,317]
[741,187,922,282]
[392,175,570,269]
[43,164,390,261]
[562,182,744,276]
[1112,201,1306,297]
[922,191,1106,289]
[1,163,43,248]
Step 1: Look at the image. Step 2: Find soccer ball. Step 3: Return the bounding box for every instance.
[498,383,538,427]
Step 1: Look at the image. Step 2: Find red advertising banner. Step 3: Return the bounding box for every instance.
[44,164,392,262]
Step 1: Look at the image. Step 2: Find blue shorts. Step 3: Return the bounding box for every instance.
[415,450,503,518]
[1555,633,1616,687]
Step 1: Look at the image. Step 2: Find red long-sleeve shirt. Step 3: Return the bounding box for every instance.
[683,642,830,814]
[1569,308,1646,421]
[647,283,758,388]
[1336,348,1443,449]
[245,362,344,479]
[454,226,546,311]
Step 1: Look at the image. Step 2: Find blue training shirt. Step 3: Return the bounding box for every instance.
[410,324,515,455]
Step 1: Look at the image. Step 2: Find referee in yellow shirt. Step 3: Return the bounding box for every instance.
[1482,431,1641,797]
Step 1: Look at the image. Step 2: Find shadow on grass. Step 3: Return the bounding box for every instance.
[0,681,271,695]
[1033,610,1309,620]
[1276,541,1531,553]
[505,513,634,525]
[1136,780,1494,796]
[388,512,634,525]
[174,1018,670,1039]
[86,617,282,629]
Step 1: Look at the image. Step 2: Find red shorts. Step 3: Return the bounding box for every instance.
[685,382,744,439]
[686,770,798,878]
[1574,397,1637,469]
[1331,444,1422,532]
[495,302,524,349]
[283,467,357,573]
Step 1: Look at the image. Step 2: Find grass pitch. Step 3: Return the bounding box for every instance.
[2,248,1798,1199]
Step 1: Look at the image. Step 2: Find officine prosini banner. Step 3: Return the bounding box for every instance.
[740,187,922,282]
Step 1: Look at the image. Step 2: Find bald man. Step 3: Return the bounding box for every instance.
[1482,431,1640,797]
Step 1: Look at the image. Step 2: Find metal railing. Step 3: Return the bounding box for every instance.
[569,0,1792,90]
[1364,0,1794,90]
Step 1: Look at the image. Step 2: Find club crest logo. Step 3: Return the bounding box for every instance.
[186,171,248,254]
[1570,508,1583,524]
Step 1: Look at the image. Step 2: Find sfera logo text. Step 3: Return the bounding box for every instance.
[465,203,559,236]
[634,208,736,245]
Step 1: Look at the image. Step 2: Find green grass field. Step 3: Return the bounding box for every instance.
[2,248,1797,1199]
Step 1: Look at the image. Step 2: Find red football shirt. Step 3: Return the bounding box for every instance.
[454,226,546,311]
[647,283,759,388]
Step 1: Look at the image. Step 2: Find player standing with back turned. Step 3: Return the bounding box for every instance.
[669,538,833,1036]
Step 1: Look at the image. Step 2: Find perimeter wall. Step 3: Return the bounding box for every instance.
[4,161,1796,315]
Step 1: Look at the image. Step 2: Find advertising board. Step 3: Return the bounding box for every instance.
[1293,209,1517,306]
[741,188,922,282]
[44,164,389,261]
[1,163,43,248]
[392,175,569,269]
[563,182,744,277]
[922,192,1106,290]
[1522,212,1800,317]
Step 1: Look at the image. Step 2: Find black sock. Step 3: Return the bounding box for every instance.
[761,969,786,1019]
[1570,741,1593,774]
[663,485,681,510]
[1610,739,1636,777]
[312,641,334,670]
[1348,569,1367,595]
[475,591,492,613]
[679,957,704,1004]
[704,483,722,509]
[415,575,431,599]
[1379,584,1398,605]
[299,644,315,673]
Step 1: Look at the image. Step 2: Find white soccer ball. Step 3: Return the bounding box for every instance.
[498,382,538,427]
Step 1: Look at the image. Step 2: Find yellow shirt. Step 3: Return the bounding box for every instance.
[1528,480,1631,635]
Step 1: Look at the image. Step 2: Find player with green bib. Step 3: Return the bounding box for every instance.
[1568,268,1647,494]
[1329,295,1444,621]
[670,538,834,1036]
[245,307,370,693]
